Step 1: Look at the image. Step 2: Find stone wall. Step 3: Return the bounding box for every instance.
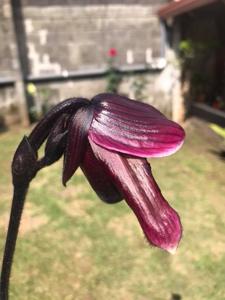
[0,0,16,78]
[0,0,178,126]
[30,70,174,119]
[22,0,165,76]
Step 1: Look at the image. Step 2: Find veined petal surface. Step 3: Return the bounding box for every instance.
[81,143,123,204]
[89,139,182,253]
[63,105,93,185]
[89,93,185,157]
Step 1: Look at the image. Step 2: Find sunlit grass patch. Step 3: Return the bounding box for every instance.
[0,118,225,300]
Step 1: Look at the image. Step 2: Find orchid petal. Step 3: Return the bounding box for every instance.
[43,114,68,166]
[89,139,182,253]
[29,97,89,151]
[89,93,185,157]
[81,143,123,204]
[63,105,94,185]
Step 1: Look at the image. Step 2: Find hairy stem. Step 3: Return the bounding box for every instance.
[0,185,28,300]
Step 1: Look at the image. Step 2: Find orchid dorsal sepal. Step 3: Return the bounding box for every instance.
[89,93,185,158]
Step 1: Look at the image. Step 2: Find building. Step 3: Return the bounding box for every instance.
[159,0,225,126]
[1,0,182,127]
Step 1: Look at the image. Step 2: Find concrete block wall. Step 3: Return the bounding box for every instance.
[22,0,165,76]
[0,0,179,125]
[0,0,16,78]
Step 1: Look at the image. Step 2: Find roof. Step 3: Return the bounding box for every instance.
[158,0,219,19]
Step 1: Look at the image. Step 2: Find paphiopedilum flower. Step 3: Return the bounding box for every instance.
[0,93,185,299]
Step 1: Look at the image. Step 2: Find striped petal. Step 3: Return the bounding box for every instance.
[89,139,182,253]
[63,105,94,185]
[89,93,185,157]
[29,97,89,151]
[81,143,123,204]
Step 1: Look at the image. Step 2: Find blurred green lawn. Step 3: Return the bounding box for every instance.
[0,119,225,300]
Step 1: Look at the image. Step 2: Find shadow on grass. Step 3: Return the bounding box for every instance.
[209,149,225,161]
[171,293,182,300]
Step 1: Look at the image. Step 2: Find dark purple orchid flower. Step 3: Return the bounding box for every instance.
[0,93,185,299]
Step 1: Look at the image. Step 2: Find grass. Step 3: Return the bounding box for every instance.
[0,118,225,300]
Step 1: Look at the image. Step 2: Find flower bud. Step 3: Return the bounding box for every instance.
[12,136,38,186]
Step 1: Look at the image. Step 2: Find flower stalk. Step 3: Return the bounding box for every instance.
[0,186,28,300]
